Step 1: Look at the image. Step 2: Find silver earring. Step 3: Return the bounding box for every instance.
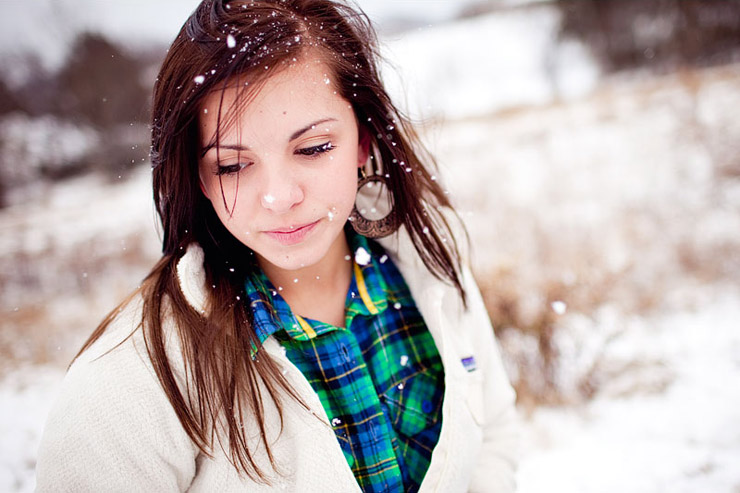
[349,172,399,239]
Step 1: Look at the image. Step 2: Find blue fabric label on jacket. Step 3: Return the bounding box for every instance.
[461,356,477,372]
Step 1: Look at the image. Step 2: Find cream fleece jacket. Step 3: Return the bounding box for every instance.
[36,229,519,492]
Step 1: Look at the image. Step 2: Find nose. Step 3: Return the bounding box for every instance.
[259,166,304,214]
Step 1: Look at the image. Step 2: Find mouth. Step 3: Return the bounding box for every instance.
[263,220,320,246]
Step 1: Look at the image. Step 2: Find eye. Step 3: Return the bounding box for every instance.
[295,142,335,158]
[215,162,252,176]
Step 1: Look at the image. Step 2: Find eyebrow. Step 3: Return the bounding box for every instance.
[200,117,337,158]
[200,143,248,158]
[289,118,336,141]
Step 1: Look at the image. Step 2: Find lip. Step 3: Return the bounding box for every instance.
[263,220,320,246]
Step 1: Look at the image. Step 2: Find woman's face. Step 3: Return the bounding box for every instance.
[198,58,366,274]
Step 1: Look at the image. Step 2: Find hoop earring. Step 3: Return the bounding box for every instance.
[349,173,399,239]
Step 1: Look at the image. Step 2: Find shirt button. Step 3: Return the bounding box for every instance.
[340,344,352,363]
[422,400,433,413]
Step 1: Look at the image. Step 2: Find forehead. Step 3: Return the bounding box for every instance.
[198,56,346,134]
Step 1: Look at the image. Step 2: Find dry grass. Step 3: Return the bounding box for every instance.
[434,64,740,408]
[0,230,157,376]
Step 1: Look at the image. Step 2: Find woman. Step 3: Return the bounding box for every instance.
[36,0,519,491]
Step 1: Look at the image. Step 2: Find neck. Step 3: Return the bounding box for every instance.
[258,232,353,326]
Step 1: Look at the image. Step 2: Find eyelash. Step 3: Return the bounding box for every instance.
[215,162,251,176]
[295,142,335,157]
[214,142,335,175]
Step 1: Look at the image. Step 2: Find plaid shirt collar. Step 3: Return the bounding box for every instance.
[244,233,389,355]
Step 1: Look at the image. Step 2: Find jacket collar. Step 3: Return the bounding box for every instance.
[174,227,465,336]
[175,242,208,314]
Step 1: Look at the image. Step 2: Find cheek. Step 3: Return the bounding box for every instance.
[210,195,257,243]
[201,173,246,215]
[324,158,359,209]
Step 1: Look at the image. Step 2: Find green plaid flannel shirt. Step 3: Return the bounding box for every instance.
[245,233,445,493]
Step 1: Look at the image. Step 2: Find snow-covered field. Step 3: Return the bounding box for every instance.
[2,2,740,492]
[518,286,740,493]
[3,286,738,492]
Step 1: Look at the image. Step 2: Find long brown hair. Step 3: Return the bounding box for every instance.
[79,0,467,482]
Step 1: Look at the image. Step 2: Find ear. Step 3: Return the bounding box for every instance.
[357,126,371,168]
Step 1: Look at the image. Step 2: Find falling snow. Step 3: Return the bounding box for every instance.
[354,247,371,266]
[2,4,739,493]
[551,301,567,315]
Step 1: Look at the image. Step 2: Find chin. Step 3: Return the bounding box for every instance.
[256,243,329,273]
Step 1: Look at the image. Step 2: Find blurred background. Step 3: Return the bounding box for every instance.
[1,0,739,491]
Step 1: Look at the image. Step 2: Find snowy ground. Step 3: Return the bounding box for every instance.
[518,286,740,493]
[0,366,62,492]
[2,3,740,492]
[2,287,738,492]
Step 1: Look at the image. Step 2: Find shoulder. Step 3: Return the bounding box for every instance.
[45,244,207,445]
[36,294,198,491]
[377,219,508,376]
[41,294,176,430]
[376,213,471,312]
